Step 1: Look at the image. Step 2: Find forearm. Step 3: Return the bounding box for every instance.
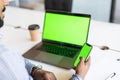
[24,58,82,80]
[24,58,43,80]
[70,74,82,80]
[24,58,35,75]
[24,58,43,79]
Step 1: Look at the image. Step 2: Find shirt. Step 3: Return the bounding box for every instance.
[70,74,82,80]
[0,44,33,80]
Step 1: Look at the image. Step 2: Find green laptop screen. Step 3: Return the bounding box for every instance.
[43,12,90,46]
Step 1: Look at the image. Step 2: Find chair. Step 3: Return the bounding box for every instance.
[45,0,72,12]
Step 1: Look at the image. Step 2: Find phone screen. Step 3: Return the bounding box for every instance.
[74,43,92,67]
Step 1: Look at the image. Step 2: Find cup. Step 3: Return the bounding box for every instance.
[28,24,40,41]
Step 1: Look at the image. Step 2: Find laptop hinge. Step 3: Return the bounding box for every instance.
[43,39,82,49]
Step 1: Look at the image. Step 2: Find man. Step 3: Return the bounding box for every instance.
[0,0,90,80]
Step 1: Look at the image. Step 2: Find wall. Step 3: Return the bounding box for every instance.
[72,0,112,22]
[113,0,120,24]
[19,0,44,11]
[9,0,20,7]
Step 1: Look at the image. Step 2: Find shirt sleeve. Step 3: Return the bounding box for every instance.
[70,74,83,80]
[24,58,35,75]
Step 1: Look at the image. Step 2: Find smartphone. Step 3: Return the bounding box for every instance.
[74,43,92,67]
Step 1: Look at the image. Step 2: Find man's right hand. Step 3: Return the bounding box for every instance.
[32,67,57,80]
[75,56,91,79]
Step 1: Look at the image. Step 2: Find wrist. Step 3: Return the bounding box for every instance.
[31,64,42,77]
[72,74,83,80]
[31,66,42,78]
[75,72,84,79]
[31,66,37,77]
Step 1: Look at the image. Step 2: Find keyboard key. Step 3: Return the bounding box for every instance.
[40,43,80,58]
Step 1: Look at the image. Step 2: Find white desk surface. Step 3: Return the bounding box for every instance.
[1,6,120,80]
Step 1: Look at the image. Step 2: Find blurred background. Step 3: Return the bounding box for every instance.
[8,0,120,24]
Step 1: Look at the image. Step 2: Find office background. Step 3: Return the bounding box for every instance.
[9,0,120,24]
[3,6,120,80]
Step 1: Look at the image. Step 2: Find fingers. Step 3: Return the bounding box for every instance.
[78,57,84,65]
[85,56,91,66]
[50,73,57,80]
[80,57,84,62]
[72,57,84,70]
[77,56,91,67]
[48,72,56,80]
[44,72,57,80]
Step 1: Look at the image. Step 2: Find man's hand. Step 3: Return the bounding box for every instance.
[75,56,91,79]
[32,67,57,80]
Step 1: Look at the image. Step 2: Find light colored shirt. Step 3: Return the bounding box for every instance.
[70,74,82,80]
[0,44,33,80]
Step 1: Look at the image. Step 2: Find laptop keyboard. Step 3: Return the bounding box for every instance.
[38,43,80,58]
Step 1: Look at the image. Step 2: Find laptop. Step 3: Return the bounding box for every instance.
[23,11,92,69]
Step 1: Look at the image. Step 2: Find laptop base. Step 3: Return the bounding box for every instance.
[23,42,77,69]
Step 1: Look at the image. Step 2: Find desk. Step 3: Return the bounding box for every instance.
[1,6,120,80]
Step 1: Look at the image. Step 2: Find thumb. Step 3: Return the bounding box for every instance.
[78,57,84,66]
[85,56,91,66]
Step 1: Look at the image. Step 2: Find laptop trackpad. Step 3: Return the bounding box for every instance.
[34,51,63,64]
